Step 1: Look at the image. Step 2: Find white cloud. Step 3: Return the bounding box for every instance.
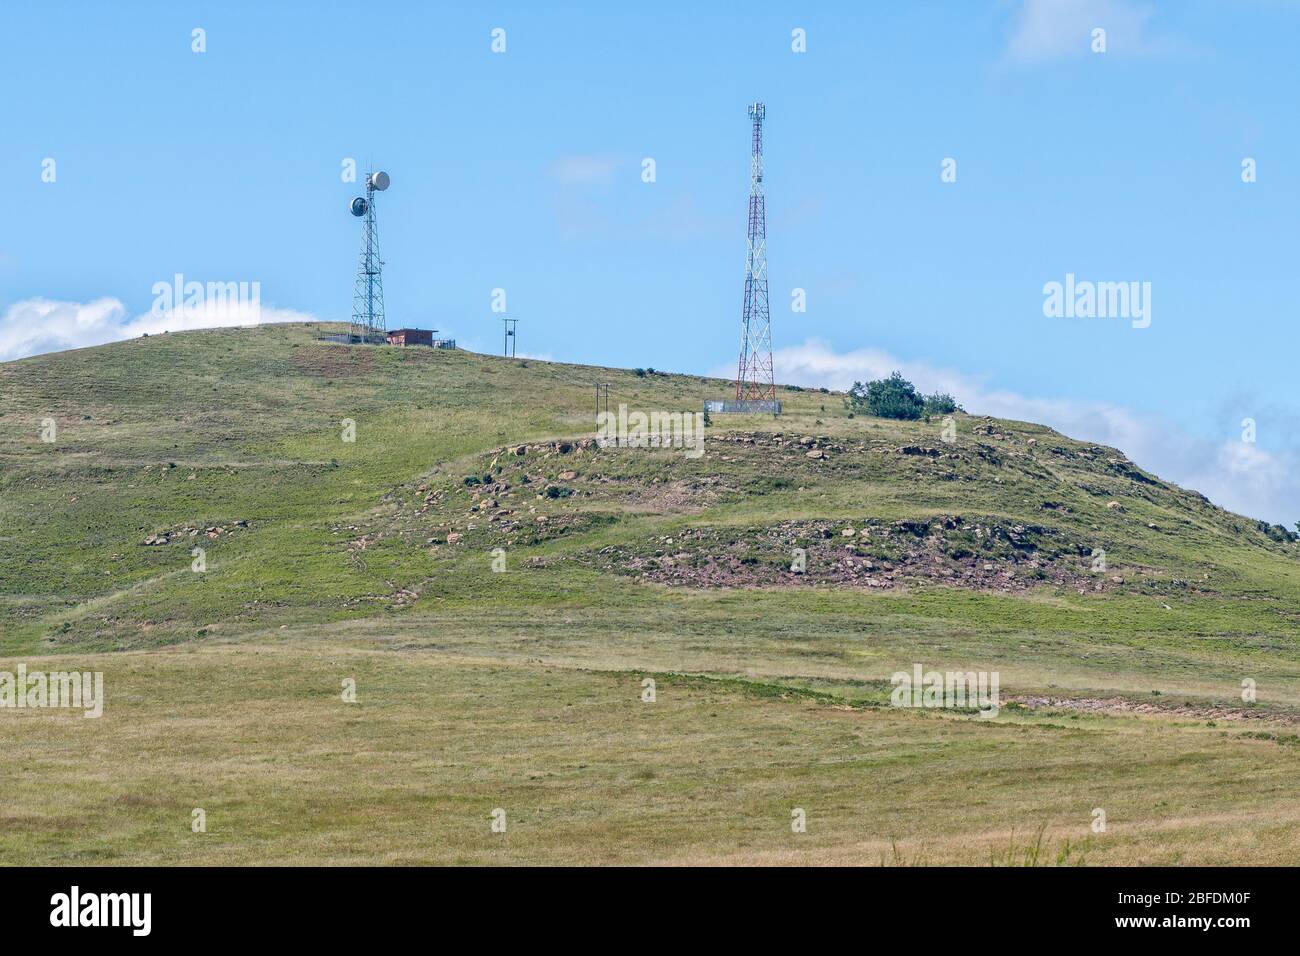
[0,296,316,362]
[714,339,1298,526]
[1002,0,1174,65]
[549,154,622,185]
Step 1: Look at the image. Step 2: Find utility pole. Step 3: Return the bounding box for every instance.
[594,382,611,444]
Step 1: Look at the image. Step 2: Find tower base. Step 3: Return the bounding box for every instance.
[704,399,782,415]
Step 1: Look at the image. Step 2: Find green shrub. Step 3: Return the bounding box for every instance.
[923,392,960,415]
[1258,520,1297,543]
[846,372,924,420]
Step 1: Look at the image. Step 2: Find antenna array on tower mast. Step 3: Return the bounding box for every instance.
[349,170,391,344]
[735,102,775,404]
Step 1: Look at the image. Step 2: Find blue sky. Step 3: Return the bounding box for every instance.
[2,1,1298,522]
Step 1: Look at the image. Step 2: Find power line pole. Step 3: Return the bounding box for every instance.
[594,382,611,444]
[503,317,518,357]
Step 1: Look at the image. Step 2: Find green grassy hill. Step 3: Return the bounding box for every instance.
[2,322,1298,865]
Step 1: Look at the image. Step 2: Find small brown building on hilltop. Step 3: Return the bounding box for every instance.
[386,328,434,347]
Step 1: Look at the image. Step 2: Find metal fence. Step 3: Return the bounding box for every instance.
[704,399,782,415]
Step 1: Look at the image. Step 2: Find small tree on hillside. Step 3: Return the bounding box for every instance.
[923,392,960,416]
[846,372,925,420]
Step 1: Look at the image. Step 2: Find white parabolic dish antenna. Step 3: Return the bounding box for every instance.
[369,171,390,191]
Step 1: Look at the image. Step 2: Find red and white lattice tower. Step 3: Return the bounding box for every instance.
[735,101,775,402]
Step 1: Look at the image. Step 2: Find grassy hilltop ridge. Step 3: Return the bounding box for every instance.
[3,321,1298,653]
[1,322,1298,865]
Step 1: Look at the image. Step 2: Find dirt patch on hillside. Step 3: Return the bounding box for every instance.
[1011,695,1300,726]
[290,345,376,379]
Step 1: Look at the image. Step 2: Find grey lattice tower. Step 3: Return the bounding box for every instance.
[349,170,390,343]
[735,102,774,401]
